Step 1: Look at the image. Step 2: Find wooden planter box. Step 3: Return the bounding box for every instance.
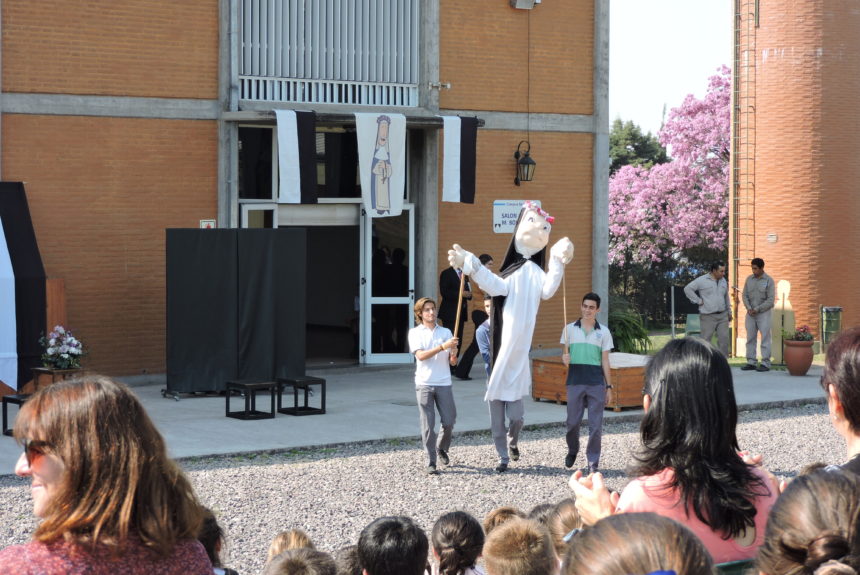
[531,353,649,411]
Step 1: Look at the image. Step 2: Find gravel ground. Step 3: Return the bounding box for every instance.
[0,402,841,574]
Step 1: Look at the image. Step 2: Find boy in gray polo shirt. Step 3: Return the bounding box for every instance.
[560,292,613,473]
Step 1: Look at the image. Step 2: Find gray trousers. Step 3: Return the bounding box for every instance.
[416,385,456,466]
[700,310,730,356]
[565,384,606,470]
[746,310,772,367]
[488,399,524,464]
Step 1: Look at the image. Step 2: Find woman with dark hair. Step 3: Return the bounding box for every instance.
[561,512,715,575]
[0,375,212,573]
[570,337,777,563]
[757,469,860,575]
[821,326,860,474]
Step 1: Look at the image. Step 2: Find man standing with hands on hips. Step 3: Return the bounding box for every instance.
[741,257,775,371]
[684,261,732,356]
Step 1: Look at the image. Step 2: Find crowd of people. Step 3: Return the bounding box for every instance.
[3,320,860,573]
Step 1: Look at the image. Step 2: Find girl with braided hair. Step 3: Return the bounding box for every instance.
[430,511,485,575]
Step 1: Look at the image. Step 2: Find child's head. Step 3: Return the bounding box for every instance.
[262,548,336,575]
[482,506,526,537]
[546,498,581,559]
[561,513,713,575]
[431,511,485,575]
[267,528,315,562]
[483,518,555,575]
[526,503,555,528]
[197,507,226,567]
[333,545,362,575]
[757,469,860,575]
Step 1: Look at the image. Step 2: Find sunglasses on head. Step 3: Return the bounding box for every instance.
[22,439,51,467]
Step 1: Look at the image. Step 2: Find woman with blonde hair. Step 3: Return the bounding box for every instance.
[562,512,715,575]
[757,469,860,575]
[0,375,211,573]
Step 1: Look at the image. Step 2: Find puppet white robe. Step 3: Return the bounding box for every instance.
[464,254,564,402]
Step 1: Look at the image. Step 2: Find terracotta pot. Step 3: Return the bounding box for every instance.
[784,339,814,376]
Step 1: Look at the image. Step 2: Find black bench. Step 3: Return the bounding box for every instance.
[277,376,326,416]
[225,380,277,420]
[2,394,31,436]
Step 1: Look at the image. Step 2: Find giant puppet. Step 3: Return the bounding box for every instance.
[448,201,574,470]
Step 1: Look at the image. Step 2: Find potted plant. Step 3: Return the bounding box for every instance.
[782,324,814,376]
[39,325,85,370]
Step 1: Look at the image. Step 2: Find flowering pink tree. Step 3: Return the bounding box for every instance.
[609,66,731,268]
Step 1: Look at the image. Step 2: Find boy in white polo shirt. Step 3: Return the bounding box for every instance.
[408,297,459,475]
[560,292,613,473]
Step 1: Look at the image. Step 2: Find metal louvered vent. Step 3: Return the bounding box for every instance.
[240,0,420,106]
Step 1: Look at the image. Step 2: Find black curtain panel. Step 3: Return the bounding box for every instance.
[237,230,277,380]
[0,182,47,389]
[166,228,307,394]
[273,228,306,380]
[166,229,239,393]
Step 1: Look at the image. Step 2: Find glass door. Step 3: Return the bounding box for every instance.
[360,205,415,364]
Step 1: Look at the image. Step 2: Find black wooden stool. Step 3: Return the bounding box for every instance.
[225,380,277,420]
[276,376,326,416]
[2,394,31,436]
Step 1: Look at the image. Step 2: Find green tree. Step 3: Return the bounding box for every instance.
[609,118,668,176]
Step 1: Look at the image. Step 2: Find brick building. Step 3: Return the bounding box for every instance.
[732,0,859,356]
[0,0,608,379]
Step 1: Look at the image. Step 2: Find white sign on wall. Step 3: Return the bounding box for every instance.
[492,200,540,234]
[199,219,216,229]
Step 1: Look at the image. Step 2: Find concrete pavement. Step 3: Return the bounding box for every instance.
[0,360,826,476]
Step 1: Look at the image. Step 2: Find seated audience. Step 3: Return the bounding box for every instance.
[430,511,485,575]
[546,499,581,562]
[757,468,860,575]
[0,375,212,573]
[333,545,361,575]
[561,512,714,575]
[262,548,336,575]
[357,516,429,575]
[268,529,315,562]
[482,506,526,537]
[821,326,860,474]
[482,518,556,575]
[198,507,240,575]
[569,337,777,563]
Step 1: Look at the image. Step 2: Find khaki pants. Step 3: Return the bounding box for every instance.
[700,310,730,356]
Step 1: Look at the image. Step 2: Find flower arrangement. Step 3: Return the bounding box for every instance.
[39,325,85,369]
[784,324,814,342]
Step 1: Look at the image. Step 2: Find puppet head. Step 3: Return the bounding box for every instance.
[514,201,554,258]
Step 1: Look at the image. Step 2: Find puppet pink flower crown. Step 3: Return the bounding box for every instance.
[522,201,555,224]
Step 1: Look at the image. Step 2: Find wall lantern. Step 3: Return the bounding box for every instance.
[514,140,536,186]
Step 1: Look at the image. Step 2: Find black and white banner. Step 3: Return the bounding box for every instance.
[0,182,47,391]
[0,217,17,390]
[275,110,318,204]
[441,116,478,204]
[355,113,406,218]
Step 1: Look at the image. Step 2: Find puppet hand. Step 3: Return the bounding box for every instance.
[448,244,468,270]
[550,237,574,265]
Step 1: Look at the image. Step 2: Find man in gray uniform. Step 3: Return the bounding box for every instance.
[741,257,775,371]
[684,261,733,356]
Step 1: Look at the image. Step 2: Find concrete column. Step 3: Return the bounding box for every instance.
[592,0,611,323]
[219,0,240,228]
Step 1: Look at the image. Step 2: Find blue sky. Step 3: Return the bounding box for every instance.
[609,0,733,137]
